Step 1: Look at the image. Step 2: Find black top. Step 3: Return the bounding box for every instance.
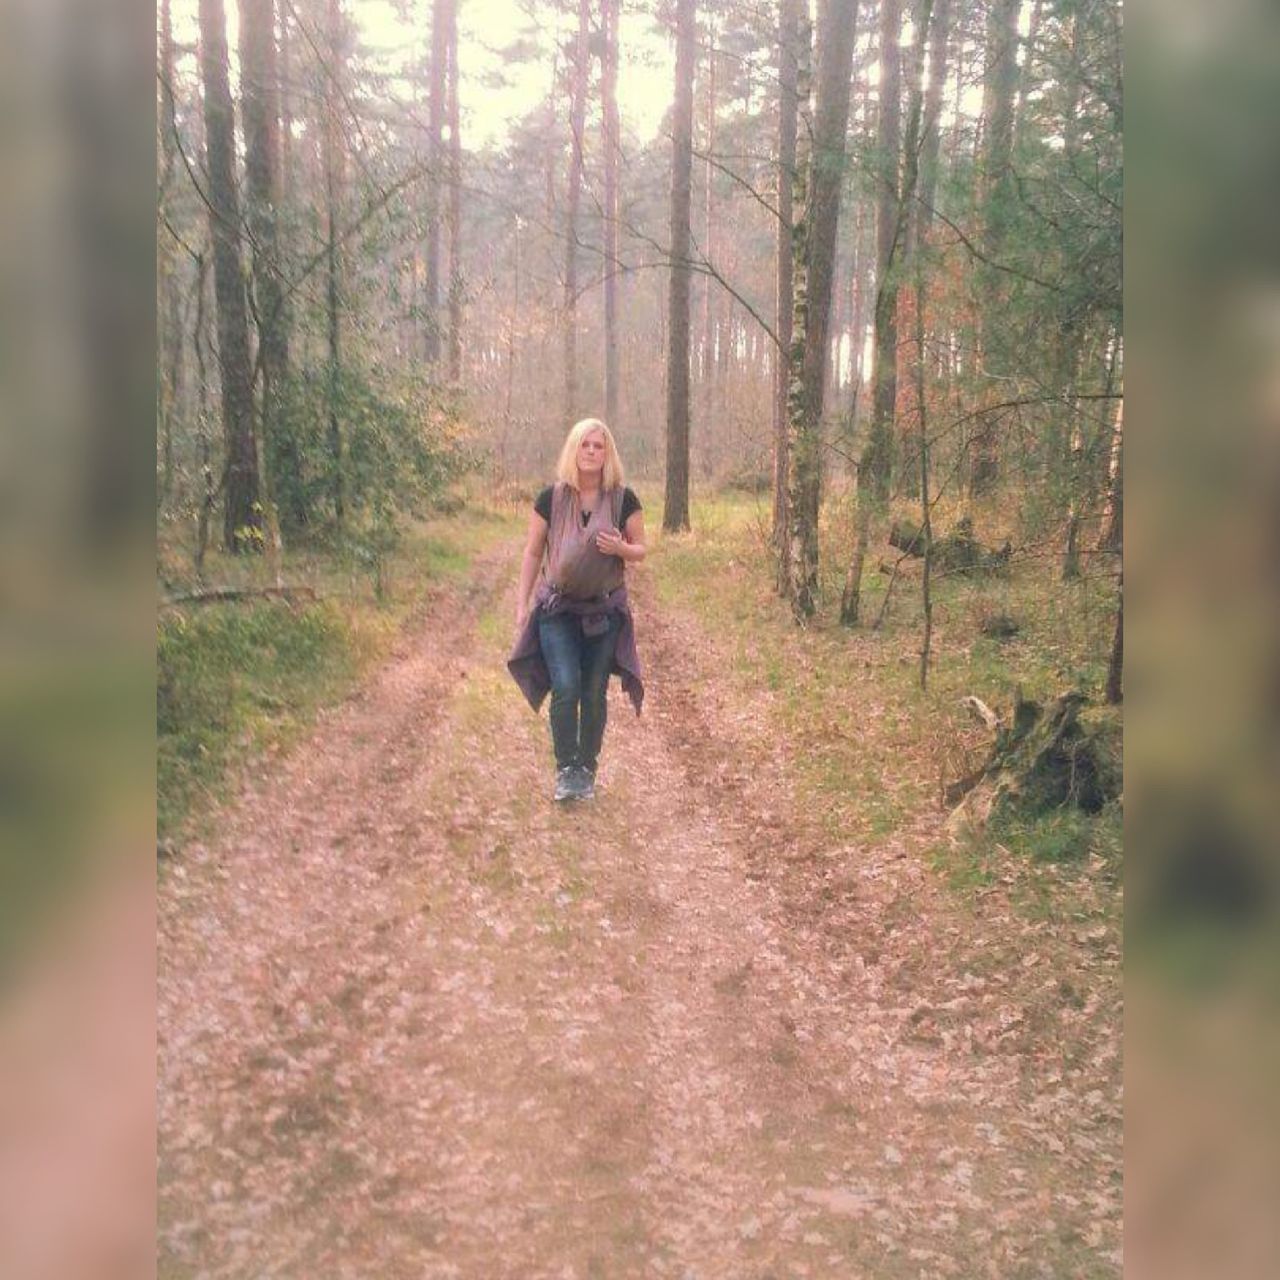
[534,484,642,529]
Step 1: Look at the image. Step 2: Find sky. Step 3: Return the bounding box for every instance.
[174,0,677,151]
[173,0,1013,153]
[361,0,677,149]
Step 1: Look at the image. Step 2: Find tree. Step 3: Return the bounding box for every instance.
[840,0,903,624]
[664,0,696,533]
[158,0,183,507]
[446,0,463,384]
[868,0,903,504]
[916,0,953,233]
[601,0,621,425]
[699,27,718,445]
[1105,571,1123,705]
[771,0,800,571]
[279,3,296,204]
[563,0,591,422]
[1013,0,1045,150]
[905,0,938,682]
[240,0,302,533]
[969,0,1021,496]
[323,0,347,523]
[1098,397,1123,553]
[784,0,858,618]
[197,0,262,552]
[424,0,449,365]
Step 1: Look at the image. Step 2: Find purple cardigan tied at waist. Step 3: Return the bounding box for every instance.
[507,580,644,716]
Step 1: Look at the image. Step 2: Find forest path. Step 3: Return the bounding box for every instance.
[158,538,1121,1279]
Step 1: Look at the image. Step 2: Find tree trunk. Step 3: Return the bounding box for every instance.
[425,0,448,366]
[1061,415,1086,579]
[197,0,261,553]
[1056,13,1090,576]
[771,0,799,581]
[1105,571,1123,705]
[948,691,1120,818]
[240,0,300,538]
[908,0,937,682]
[1059,315,1092,582]
[1098,396,1123,552]
[193,253,215,581]
[158,0,182,508]
[664,0,696,533]
[969,0,1021,497]
[901,0,926,249]
[504,214,521,442]
[868,0,903,503]
[849,202,869,390]
[825,236,844,410]
[917,0,953,231]
[840,0,903,623]
[699,32,718,438]
[948,16,967,173]
[563,0,591,422]
[916,250,933,689]
[323,0,346,524]
[446,0,463,384]
[601,0,621,425]
[785,0,858,619]
[279,2,295,208]
[1013,0,1044,150]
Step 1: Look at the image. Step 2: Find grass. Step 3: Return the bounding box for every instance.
[157,494,522,842]
[157,600,359,837]
[995,806,1116,866]
[648,488,1122,881]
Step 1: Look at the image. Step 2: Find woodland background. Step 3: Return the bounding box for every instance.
[157,0,1123,846]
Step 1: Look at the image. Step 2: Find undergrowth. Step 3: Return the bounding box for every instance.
[649,488,1122,891]
[157,496,520,842]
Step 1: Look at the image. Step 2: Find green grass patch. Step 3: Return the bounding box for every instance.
[157,500,523,842]
[993,807,1107,865]
[933,796,1123,917]
[928,838,998,897]
[651,493,925,843]
[649,488,1122,886]
[157,600,361,838]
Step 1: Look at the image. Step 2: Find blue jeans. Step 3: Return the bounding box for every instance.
[537,610,622,772]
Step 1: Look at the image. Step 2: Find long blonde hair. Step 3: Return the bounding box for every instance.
[554,418,626,491]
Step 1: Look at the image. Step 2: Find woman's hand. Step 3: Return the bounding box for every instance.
[595,528,627,558]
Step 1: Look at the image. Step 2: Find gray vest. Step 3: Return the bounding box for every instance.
[542,481,625,599]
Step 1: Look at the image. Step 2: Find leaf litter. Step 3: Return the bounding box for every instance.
[158,542,1120,1278]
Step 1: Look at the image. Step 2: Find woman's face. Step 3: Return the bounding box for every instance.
[576,430,606,476]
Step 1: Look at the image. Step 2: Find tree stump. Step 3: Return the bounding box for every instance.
[947,689,1121,836]
[888,516,1011,574]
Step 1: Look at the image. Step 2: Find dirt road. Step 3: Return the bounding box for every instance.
[158,543,1121,1278]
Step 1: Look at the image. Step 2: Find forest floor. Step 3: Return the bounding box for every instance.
[158,517,1122,1279]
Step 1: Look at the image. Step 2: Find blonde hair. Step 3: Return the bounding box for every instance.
[554,418,626,491]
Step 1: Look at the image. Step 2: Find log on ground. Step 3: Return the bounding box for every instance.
[888,516,1011,574]
[946,689,1121,831]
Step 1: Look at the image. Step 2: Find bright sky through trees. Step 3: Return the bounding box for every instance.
[170,0,1024,154]
[174,0,677,148]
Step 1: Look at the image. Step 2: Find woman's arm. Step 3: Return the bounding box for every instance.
[516,512,548,625]
[596,511,646,563]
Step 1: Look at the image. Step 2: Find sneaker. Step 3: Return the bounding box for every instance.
[574,765,596,800]
[553,767,578,802]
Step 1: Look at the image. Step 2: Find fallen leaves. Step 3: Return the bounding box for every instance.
[157,547,1121,1279]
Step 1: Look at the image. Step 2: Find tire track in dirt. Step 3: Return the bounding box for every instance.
[159,542,538,1276]
[159,541,1120,1279]
[624,562,1123,1277]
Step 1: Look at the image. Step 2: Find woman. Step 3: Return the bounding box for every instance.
[507,419,646,802]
